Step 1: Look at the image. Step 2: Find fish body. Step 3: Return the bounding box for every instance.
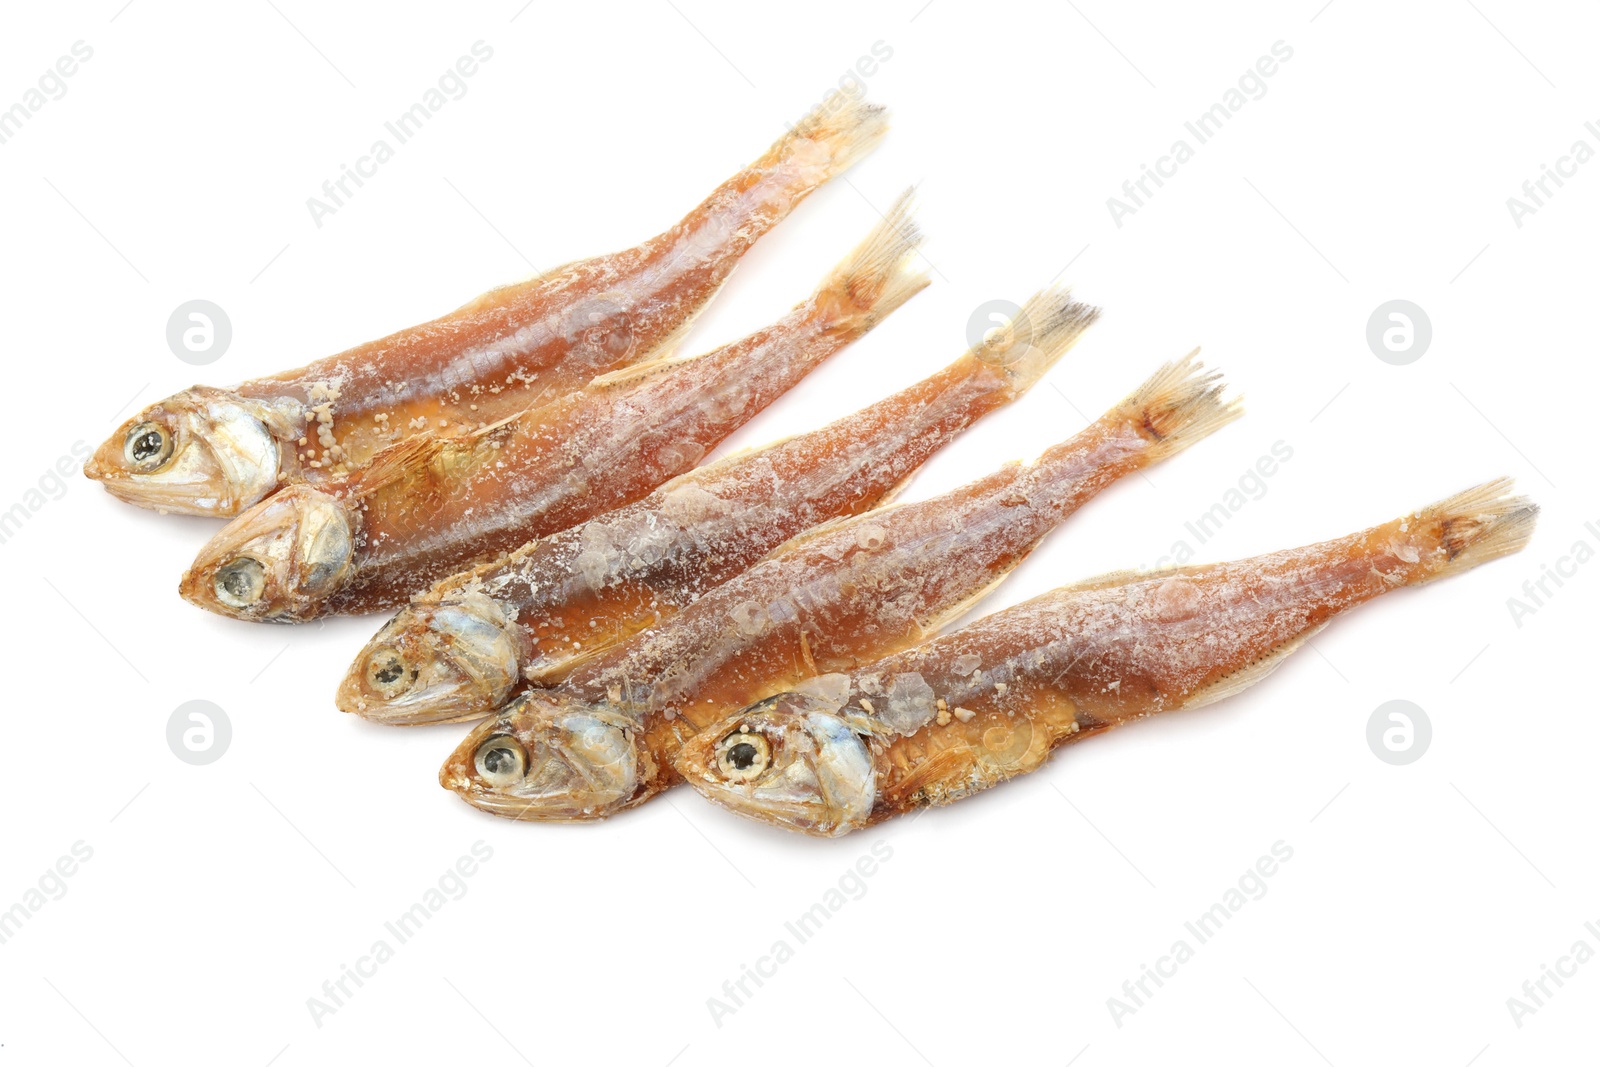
[181,196,929,621]
[85,98,889,515]
[440,349,1242,820]
[674,481,1538,835]
[339,297,1102,723]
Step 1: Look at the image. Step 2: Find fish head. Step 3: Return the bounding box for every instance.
[179,484,354,621]
[439,691,642,820]
[84,388,287,516]
[673,692,878,837]
[338,594,521,724]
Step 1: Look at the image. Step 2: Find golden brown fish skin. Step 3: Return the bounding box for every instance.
[674,480,1538,836]
[180,195,929,623]
[438,350,1241,820]
[511,354,1051,682]
[85,97,890,516]
[340,302,1102,724]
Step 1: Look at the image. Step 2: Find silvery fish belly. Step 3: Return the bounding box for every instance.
[439,347,1242,822]
[338,289,1104,724]
[84,95,890,516]
[675,481,1538,836]
[180,194,930,622]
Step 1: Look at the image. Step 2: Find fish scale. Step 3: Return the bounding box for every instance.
[182,193,931,623]
[85,95,890,516]
[337,286,1100,724]
[675,480,1538,835]
[440,349,1243,821]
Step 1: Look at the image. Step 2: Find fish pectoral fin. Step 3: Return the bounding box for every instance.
[1179,622,1328,711]
[880,744,973,808]
[915,561,1025,639]
[355,431,453,491]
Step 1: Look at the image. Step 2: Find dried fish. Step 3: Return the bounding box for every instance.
[338,290,1101,724]
[674,481,1538,835]
[84,97,889,515]
[180,194,928,621]
[438,351,1241,820]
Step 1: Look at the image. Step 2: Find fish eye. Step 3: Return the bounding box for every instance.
[364,647,414,697]
[474,736,527,786]
[123,422,174,472]
[214,557,266,607]
[716,730,771,782]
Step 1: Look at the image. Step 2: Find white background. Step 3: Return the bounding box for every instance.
[1,1,1595,1064]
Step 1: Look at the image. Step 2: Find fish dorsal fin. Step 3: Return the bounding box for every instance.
[755,497,925,564]
[745,460,927,565]
[693,429,925,507]
[871,467,921,510]
[446,259,580,316]
[629,289,713,367]
[674,433,796,480]
[755,511,871,561]
[1050,562,1215,597]
[585,350,687,389]
[1179,622,1328,711]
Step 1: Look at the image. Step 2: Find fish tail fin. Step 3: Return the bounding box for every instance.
[765,93,890,193]
[970,285,1101,397]
[811,188,930,335]
[669,93,888,269]
[1112,349,1243,464]
[1409,478,1539,585]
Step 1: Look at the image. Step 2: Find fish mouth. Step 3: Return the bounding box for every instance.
[338,595,522,724]
[674,695,877,837]
[85,389,286,516]
[179,484,354,621]
[439,696,643,821]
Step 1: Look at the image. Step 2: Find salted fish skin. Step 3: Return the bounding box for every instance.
[84,96,889,516]
[673,480,1538,836]
[180,193,929,623]
[339,296,1102,724]
[439,349,1241,821]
